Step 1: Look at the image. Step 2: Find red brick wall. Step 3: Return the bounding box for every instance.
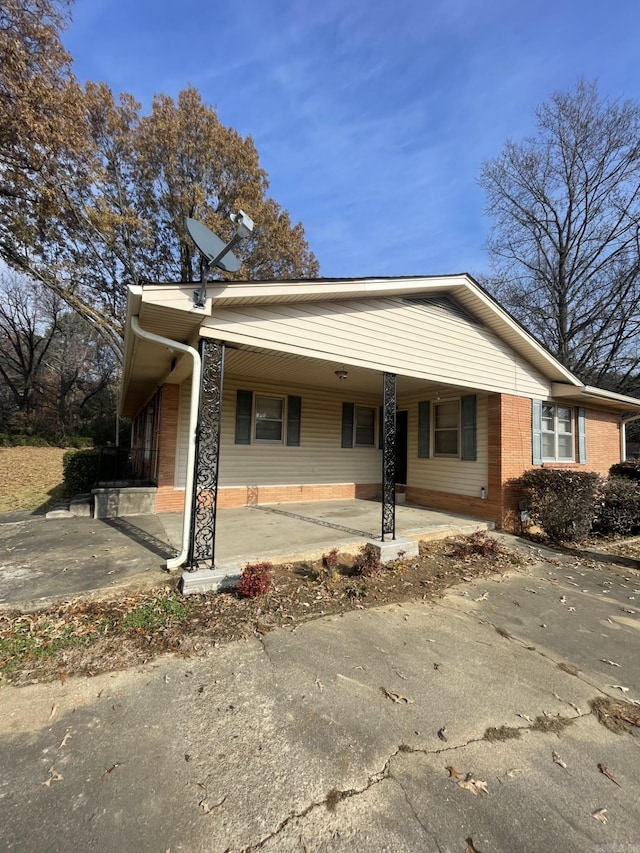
[584,409,621,476]
[153,384,180,512]
[487,394,621,531]
[155,482,379,513]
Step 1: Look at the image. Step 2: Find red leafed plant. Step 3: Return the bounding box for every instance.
[237,561,273,598]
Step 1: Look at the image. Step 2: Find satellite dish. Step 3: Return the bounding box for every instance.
[185,217,241,273]
[185,211,254,307]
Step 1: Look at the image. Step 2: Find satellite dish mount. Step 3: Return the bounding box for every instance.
[185,210,254,308]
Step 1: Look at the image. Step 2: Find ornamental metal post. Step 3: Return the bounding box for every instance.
[381,371,396,541]
[187,338,225,569]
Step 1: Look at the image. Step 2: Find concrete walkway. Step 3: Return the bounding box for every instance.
[0,500,492,607]
[0,540,638,852]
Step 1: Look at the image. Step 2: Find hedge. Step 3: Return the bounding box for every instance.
[518,468,602,542]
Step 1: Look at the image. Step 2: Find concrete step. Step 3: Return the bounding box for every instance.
[45,494,94,519]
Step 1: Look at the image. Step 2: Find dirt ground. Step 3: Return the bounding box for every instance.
[0,446,67,513]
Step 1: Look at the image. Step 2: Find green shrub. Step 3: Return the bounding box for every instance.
[67,436,94,449]
[518,468,602,542]
[596,477,640,537]
[0,434,51,447]
[62,449,101,495]
[609,459,640,481]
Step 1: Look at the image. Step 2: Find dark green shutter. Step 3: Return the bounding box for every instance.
[578,407,586,463]
[418,401,431,458]
[341,402,354,448]
[461,395,477,461]
[235,390,253,444]
[532,400,542,464]
[287,395,301,446]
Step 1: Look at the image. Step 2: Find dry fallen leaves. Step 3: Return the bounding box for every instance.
[380,686,414,704]
[100,762,122,781]
[41,768,63,787]
[437,726,448,742]
[597,764,621,788]
[199,795,227,815]
[592,808,608,824]
[465,837,484,853]
[446,765,461,779]
[458,774,489,796]
[552,751,567,769]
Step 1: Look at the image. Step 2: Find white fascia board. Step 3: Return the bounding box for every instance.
[551,382,640,412]
[118,285,144,416]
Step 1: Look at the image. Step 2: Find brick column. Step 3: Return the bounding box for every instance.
[487,394,533,531]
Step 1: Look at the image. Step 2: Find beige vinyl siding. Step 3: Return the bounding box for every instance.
[201,297,551,399]
[402,392,489,498]
[219,376,381,487]
[174,377,191,488]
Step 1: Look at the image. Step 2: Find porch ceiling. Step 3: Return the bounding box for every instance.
[224,346,451,396]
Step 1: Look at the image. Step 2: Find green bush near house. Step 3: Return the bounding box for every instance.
[596,477,640,537]
[62,448,101,495]
[518,468,602,542]
[609,459,640,481]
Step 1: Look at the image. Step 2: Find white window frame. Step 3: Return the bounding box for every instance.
[354,405,376,448]
[541,403,575,462]
[433,399,460,458]
[253,394,285,444]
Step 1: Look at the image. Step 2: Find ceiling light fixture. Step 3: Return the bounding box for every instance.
[335,370,348,381]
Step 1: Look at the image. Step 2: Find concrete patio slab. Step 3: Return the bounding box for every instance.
[0,499,492,607]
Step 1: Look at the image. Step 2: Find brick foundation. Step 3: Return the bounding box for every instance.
[154,482,379,513]
[405,486,494,524]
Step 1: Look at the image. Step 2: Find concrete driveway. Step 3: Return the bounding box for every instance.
[1,539,638,852]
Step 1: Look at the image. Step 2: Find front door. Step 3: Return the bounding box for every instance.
[395,410,408,485]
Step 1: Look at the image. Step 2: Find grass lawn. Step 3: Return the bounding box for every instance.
[0,447,67,513]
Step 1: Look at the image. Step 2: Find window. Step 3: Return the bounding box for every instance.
[235,391,301,446]
[341,403,376,447]
[433,400,459,456]
[254,395,284,443]
[541,403,574,461]
[355,406,375,447]
[143,398,156,462]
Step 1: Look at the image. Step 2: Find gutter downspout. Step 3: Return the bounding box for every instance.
[130,316,200,571]
[621,413,640,461]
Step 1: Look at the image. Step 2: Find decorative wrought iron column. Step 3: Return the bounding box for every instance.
[381,371,396,541]
[187,339,225,570]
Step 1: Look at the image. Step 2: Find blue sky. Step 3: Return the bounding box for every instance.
[62,0,640,280]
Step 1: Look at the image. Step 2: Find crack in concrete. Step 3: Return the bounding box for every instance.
[238,710,596,852]
[392,775,433,840]
[480,617,627,701]
[239,749,399,852]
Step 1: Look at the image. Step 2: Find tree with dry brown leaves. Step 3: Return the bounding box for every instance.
[1,4,319,362]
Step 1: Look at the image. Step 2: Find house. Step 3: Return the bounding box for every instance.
[119,274,640,583]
